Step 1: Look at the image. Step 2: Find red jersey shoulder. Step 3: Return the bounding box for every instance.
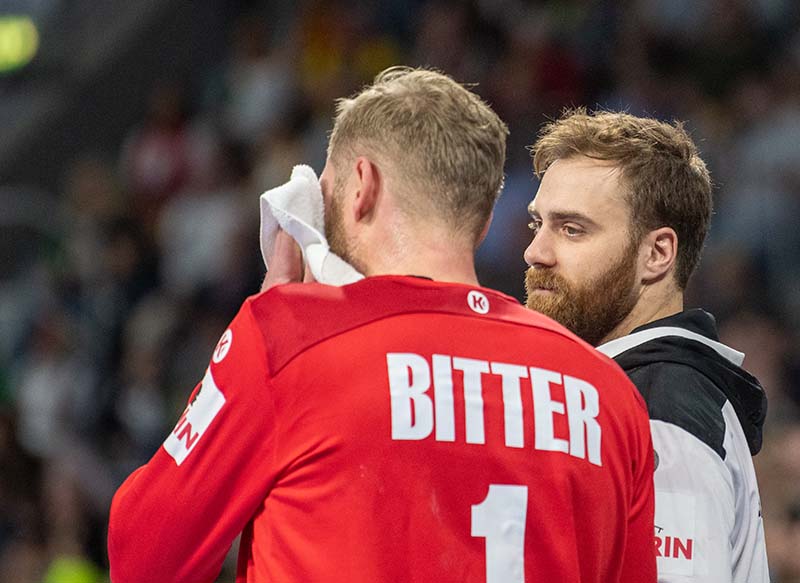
[247,276,608,375]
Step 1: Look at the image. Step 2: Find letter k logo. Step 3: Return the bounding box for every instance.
[467,290,490,314]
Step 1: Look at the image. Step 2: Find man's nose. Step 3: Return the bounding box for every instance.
[524,230,556,268]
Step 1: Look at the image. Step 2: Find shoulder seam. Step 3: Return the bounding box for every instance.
[242,299,281,468]
[650,418,730,464]
[598,326,745,365]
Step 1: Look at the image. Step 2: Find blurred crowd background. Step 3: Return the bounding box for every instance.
[1,0,800,581]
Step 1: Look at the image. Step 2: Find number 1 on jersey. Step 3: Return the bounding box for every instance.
[471,484,528,583]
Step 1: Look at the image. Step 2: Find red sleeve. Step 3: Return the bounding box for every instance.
[108,299,277,583]
[620,396,657,582]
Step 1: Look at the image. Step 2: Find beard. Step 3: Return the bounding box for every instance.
[525,241,640,346]
[324,179,368,275]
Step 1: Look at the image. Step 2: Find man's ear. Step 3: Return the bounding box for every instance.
[640,226,677,284]
[352,157,380,223]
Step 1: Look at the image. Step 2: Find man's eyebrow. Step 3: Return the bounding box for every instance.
[539,209,601,228]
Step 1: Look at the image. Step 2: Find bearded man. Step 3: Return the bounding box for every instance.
[524,108,769,583]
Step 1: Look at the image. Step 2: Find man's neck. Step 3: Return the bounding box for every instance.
[597,286,684,346]
[367,262,480,285]
[361,228,481,286]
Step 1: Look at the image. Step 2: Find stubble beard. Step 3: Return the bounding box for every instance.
[324,181,369,276]
[525,241,640,346]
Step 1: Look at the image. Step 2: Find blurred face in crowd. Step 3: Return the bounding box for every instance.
[524,155,642,346]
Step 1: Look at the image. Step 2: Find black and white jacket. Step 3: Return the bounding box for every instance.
[598,309,769,582]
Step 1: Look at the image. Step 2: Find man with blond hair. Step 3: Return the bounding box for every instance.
[524,108,769,582]
[109,71,656,582]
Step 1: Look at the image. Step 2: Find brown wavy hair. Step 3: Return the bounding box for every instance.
[532,108,712,289]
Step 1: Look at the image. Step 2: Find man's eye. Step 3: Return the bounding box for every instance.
[528,220,541,233]
[563,225,582,236]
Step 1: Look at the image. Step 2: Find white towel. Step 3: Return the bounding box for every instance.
[259,165,364,285]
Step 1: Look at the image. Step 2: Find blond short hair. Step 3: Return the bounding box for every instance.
[532,108,713,289]
[329,66,508,242]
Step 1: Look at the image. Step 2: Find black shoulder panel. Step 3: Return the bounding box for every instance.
[626,362,728,460]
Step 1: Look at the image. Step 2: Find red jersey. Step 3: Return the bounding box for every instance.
[108,276,655,583]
